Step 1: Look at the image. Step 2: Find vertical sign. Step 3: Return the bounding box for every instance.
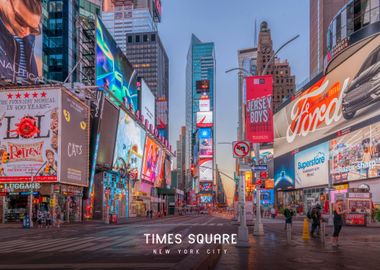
[245,75,273,143]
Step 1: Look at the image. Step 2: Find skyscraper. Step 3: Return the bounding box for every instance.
[101,0,161,54]
[125,31,169,138]
[186,34,216,204]
[43,0,100,82]
[309,0,348,77]
[176,126,186,191]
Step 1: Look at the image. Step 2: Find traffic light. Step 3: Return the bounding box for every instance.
[45,165,50,174]
[2,151,9,163]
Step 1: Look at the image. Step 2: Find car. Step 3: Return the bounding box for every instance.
[342,45,380,120]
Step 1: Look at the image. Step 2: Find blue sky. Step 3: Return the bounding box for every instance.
[159,0,310,203]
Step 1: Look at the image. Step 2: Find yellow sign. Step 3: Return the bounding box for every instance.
[80,121,87,130]
[63,109,71,123]
[245,171,252,184]
[265,179,274,189]
[334,184,348,190]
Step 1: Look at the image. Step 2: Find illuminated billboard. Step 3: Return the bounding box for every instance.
[141,79,155,126]
[196,111,213,128]
[196,80,210,93]
[198,128,213,158]
[274,152,294,190]
[156,98,168,130]
[141,136,165,184]
[0,0,42,83]
[113,111,146,180]
[294,142,329,189]
[274,35,380,157]
[200,182,213,192]
[199,158,213,182]
[96,17,138,112]
[200,195,213,203]
[199,97,210,112]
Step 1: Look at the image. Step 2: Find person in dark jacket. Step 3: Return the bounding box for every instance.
[0,0,42,83]
[310,204,322,238]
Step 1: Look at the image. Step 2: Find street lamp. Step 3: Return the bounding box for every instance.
[253,33,300,236]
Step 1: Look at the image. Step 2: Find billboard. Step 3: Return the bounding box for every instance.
[329,121,380,184]
[200,195,213,203]
[96,99,119,168]
[141,79,155,126]
[198,128,213,158]
[156,98,168,130]
[294,142,329,189]
[60,90,90,186]
[245,75,273,143]
[165,158,171,188]
[0,0,43,83]
[196,111,213,127]
[113,110,146,180]
[274,35,380,157]
[0,88,59,182]
[196,80,210,93]
[200,182,213,192]
[199,97,210,112]
[274,152,294,190]
[199,158,212,182]
[96,17,138,112]
[141,136,165,183]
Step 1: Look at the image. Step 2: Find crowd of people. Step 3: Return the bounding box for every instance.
[30,206,63,229]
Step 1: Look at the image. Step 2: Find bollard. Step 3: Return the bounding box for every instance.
[302,218,310,240]
[286,223,292,244]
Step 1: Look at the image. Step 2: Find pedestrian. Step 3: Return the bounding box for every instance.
[283,206,293,230]
[56,209,62,228]
[271,207,276,219]
[46,211,52,229]
[149,209,153,219]
[332,199,348,247]
[310,204,321,238]
[37,209,43,229]
[146,209,149,218]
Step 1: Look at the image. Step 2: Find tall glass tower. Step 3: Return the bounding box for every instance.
[185,34,216,204]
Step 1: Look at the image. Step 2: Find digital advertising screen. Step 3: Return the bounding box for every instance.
[0,0,42,83]
[199,97,210,112]
[141,79,156,126]
[198,128,213,158]
[200,182,213,192]
[329,121,380,184]
[113,110,146,180]
[274,152,295,190]
[95,17,138,112]
[200,195,213,203]
[141,136,165,184]
[294,142,329,189]
[196,111,213,128]
[199,158,213,182]
[196,80,210,93]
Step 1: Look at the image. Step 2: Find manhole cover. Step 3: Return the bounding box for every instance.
[290,258,324,264]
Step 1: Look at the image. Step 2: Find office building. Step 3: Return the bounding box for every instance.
[310,0,348,77]
[42,0,100,82]
[176,126,186,191]
[186,34,216,204]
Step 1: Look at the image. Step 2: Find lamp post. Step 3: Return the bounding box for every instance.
[254,34,300,236]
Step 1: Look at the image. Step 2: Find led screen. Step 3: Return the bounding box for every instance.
[141,136,165,183]
[274,152,295,190]
[196,111,213,128]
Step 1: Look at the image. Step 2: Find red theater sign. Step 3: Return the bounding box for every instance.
[245,75,274,143]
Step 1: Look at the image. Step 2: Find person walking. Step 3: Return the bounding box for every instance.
[310,204,322,238]
[149,209,153,219]
[56,209,62,228]
[37,209,43,229]
[270,207,276,219]
[283,206,293,230]
[332,199,348,247]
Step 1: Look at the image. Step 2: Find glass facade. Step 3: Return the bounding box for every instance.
[327,0,380,52]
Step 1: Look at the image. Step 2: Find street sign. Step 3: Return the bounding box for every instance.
[233,141,250,158]
[252,165,267,171]
[239,163,252,172]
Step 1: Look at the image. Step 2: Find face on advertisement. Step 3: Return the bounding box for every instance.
[0,0,41,38]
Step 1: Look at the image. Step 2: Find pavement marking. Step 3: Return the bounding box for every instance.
[0,238,56,253]
[37,238,97,252]
[3,238,82,253]
[0,263,176,269]
[85,237,130,252]
[217,223,223,226]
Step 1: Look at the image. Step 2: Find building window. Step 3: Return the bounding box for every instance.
[151,34,156,42]
[128,36,132,43]
[143,35,148,42]
[49,1,63,12]
[136,35,140,43]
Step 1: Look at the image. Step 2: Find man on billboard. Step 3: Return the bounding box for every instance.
[0,0,41,82]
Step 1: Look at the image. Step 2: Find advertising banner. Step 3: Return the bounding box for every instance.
[0,88,59,183]
[199,97,210,112]
[199,158,213,182]
[200,182,213,192]
[165,158,171,188]
[274,35,380,157]
[141,136,165,184]
[196,80,210,93]
[196,111,213,128]
[274,152,294,189]
[113,110,146,180]
[156,98,168,129]
[0,0,43,83]
[245,75,273,143]
[200,195,212,203]
[198,128,212,158]
[294,142,329,189]
[141,80,155,126]
[60,90,90,186]
[329,121,380,184]
[96,17,138,112]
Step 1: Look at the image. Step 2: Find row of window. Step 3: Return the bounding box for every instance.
[128,34,157,43]
[327,0,380,51]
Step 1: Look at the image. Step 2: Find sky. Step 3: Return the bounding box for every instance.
[159,0,310,204]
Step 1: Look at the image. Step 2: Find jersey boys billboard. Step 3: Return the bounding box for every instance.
[245,75,273,143]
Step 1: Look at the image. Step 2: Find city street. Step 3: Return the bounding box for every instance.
[0,214,380,269]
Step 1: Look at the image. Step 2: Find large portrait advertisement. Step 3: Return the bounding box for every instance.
[274,35,380,158]
[274,152,294,190]
[0,88,59,182]
[199,158,213,182]
[60,90,90,186]
[294,142,329,189]
[113,110,146,180]
[95,17,138,112]
[141,136,165,184]
[0,0,43,83]
[198,128,212,158]
[329,122,380,184]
